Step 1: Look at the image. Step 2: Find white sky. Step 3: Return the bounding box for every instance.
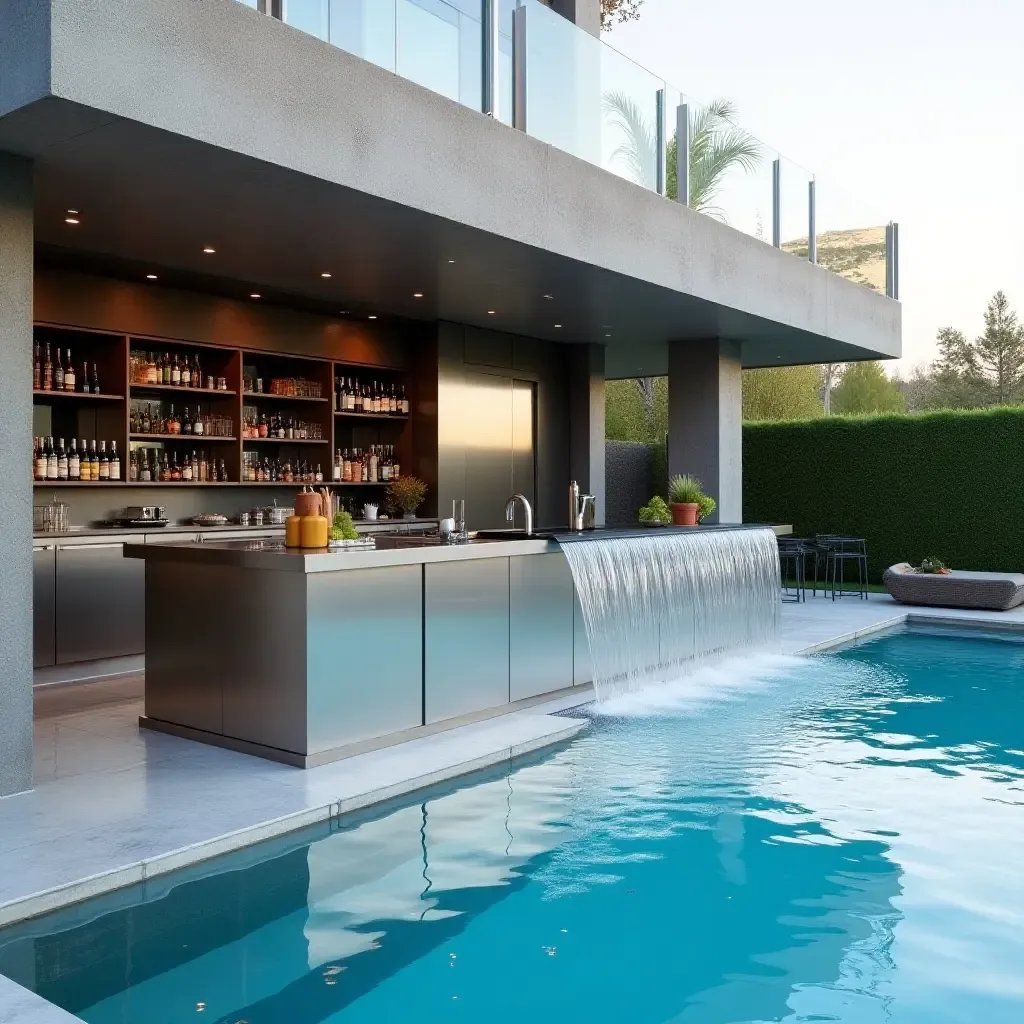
[607,0,1024,370]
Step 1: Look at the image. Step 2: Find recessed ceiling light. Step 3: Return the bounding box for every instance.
[554,324,562,328]
[487,310,496,315]
[250,293,261,299]
[339,310,350,315]
[605,333,612,338]
[321,272,332,279]
[64,216,80,225]
[368,315,377,320]
[413,292,423,298]
[448,259,456,264]
[543,294,554,300]
[66,208,79,215]
[202,246,216,254]
[146,274,158,281]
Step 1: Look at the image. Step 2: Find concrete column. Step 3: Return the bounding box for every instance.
[568,343,605,526]
[667,339,742,524]
[551,0,602,37]
[0,152,34,797]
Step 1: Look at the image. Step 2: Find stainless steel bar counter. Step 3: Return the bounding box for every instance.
[125,536,592,766]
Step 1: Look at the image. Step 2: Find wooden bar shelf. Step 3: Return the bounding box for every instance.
[33,390,125,402]
[242,437,329,445]
[242,392,327,404]
[334,411,409,422]
[130,384,236,396]
[131,434,238,442]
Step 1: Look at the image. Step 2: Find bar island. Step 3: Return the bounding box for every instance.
[126,535,591,766]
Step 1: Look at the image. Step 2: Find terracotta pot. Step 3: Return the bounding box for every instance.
[671,502,699,527]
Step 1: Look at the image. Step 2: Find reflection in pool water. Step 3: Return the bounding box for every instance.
[1,630,1022,1023]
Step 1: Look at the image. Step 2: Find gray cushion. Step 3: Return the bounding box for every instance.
[883,563,1024,611]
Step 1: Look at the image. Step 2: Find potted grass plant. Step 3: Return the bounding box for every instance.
[668,474,708,527]
[385,476,428,519]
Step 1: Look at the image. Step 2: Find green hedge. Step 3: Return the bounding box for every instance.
[743,408,1024,581]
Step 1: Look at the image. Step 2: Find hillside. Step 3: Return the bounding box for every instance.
[783,225,886,292]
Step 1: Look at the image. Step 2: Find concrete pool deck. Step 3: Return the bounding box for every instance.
[4,592,1024,1021]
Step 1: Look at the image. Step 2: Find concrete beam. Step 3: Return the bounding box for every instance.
[667,340,742,524]
[0,152,34,797]
[568,343,606,527]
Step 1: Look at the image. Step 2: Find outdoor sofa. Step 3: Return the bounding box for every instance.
[883,563,1024,612]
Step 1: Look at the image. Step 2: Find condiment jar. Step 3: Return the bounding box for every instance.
[285,514,302,548]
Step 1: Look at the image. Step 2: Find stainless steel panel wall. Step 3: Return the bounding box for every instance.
[510,553,574,701]
[425,557,510,724]
[55,542,145,663]
[33,546,56,669]
[573,584,593,686]
[306,566,423,754]
[512,378,537,520]
[463,371,514,530]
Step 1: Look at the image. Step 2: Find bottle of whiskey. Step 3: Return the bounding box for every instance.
[64,351,75,392]
[43,345,53,391]
[53,349,64,392]
[97,441,109,481]
[80,361,90,393]
[46,437,58,480]
[89,440,100,481]
[33,343,42,390]
[57,438,69,481]
[91,363,101,394]
[68,439,81,481]
[109,441,121,482]
[34,438,46,481]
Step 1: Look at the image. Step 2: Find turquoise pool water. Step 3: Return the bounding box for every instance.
[2,628,1023,1023]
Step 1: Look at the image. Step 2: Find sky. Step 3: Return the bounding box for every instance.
[606,0,1024,370]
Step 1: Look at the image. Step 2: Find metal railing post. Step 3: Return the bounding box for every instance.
[512,6,528,131]
[675,103,690,206]
[268,0,283,19]
[655,90,666,195]
[808,178,817,264]
[482,0,500,117]
[772,158,781,247]
[886,221,900,299]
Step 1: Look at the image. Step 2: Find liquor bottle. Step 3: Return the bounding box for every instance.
[68,439,81,481]
[97,441,109,481]
[89,440,100,481]
[128,447,138,482]
[170,355,180,386]
[64,353,76,392]
[400,385,409,415]
[332,450,342,481]
[80,361,90,393]
[109,441,121,482]
[34,438,46,480]
[53,348,64,391]
[138,450,150,483]
[168,405,180,435]
[315,463,324,483]
[33,343,42,390]
[46,437,58,480]
[368,445,378,483]
[91,363,101,395]
[218,458,228,482]
[180,356,191,388]
[193,407,204,436]
[182,407,192,435]
[146,353,158,385]
[193,355,202,388]
[182,452,194,482]
[43,345,53,390]
[57,438,69,480]
[78,440,90,482]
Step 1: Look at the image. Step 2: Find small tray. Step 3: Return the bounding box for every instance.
[639,519,671,527]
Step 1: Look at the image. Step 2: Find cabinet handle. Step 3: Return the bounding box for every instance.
[57,542,124,551]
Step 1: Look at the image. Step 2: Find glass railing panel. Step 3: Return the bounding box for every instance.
[329,0,397,72]
[778,156,813,260]
[682,94,773,242]
[285,0,330,39]
[814,178,889,293]
[522,0,663,191]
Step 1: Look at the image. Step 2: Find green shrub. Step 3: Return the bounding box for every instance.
[744,407,1024,581]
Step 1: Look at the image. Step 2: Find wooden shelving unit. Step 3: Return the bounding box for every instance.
[32,324,413,490]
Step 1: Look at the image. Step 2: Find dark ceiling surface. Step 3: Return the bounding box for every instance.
[2,97,880,377]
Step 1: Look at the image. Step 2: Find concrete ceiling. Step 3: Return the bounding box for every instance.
[4,98,886,378]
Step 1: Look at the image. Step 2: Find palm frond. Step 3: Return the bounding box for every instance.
[602,90,657,190]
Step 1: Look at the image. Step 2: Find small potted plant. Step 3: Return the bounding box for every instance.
[696,492,716,523]
[668,474,706,527]
[385,476,428,519]
[638,495,672,526]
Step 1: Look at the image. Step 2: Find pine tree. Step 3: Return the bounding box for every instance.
[973,291,1024,404]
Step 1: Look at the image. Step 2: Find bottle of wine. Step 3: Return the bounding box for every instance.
[57,438,69,481]
[53,349,64,392]
[89,440,100,481]
[64,351,76,392]
[46,436,58,480]
[68,439,81,481]
[80,361,90,393]
[109,441,121,482]
[97,441,109,481]
[34,438,46,481]
[91,363,101,394]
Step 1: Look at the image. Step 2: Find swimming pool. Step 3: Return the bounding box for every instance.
[2,628,1022,1023]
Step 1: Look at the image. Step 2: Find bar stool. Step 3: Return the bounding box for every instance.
[815,535,869,601]
[777,537,809,603]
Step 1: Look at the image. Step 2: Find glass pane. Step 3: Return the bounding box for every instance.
[600,41,664,189]
[329,0,396,72]
[815,179,889,293]
[235,0,260,8]
[397,0,461,104]
[778,156,813,260]
[284,0,329,40]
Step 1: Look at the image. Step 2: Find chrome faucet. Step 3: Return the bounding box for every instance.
[568,480,596,532]
[505,493,534,536]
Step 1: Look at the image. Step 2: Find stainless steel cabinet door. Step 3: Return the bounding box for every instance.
[56,543,146,663]
[33,546,56,668]
[510,553,574,701]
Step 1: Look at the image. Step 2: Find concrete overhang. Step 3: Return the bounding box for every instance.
[0,0,900,376]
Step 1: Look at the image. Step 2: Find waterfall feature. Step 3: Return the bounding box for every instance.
[561,528,781,701]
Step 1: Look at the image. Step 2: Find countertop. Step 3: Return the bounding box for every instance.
[124,524,791,574]
[33,518,439,544]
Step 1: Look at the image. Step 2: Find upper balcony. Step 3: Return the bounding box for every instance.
[0,0,900,374]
